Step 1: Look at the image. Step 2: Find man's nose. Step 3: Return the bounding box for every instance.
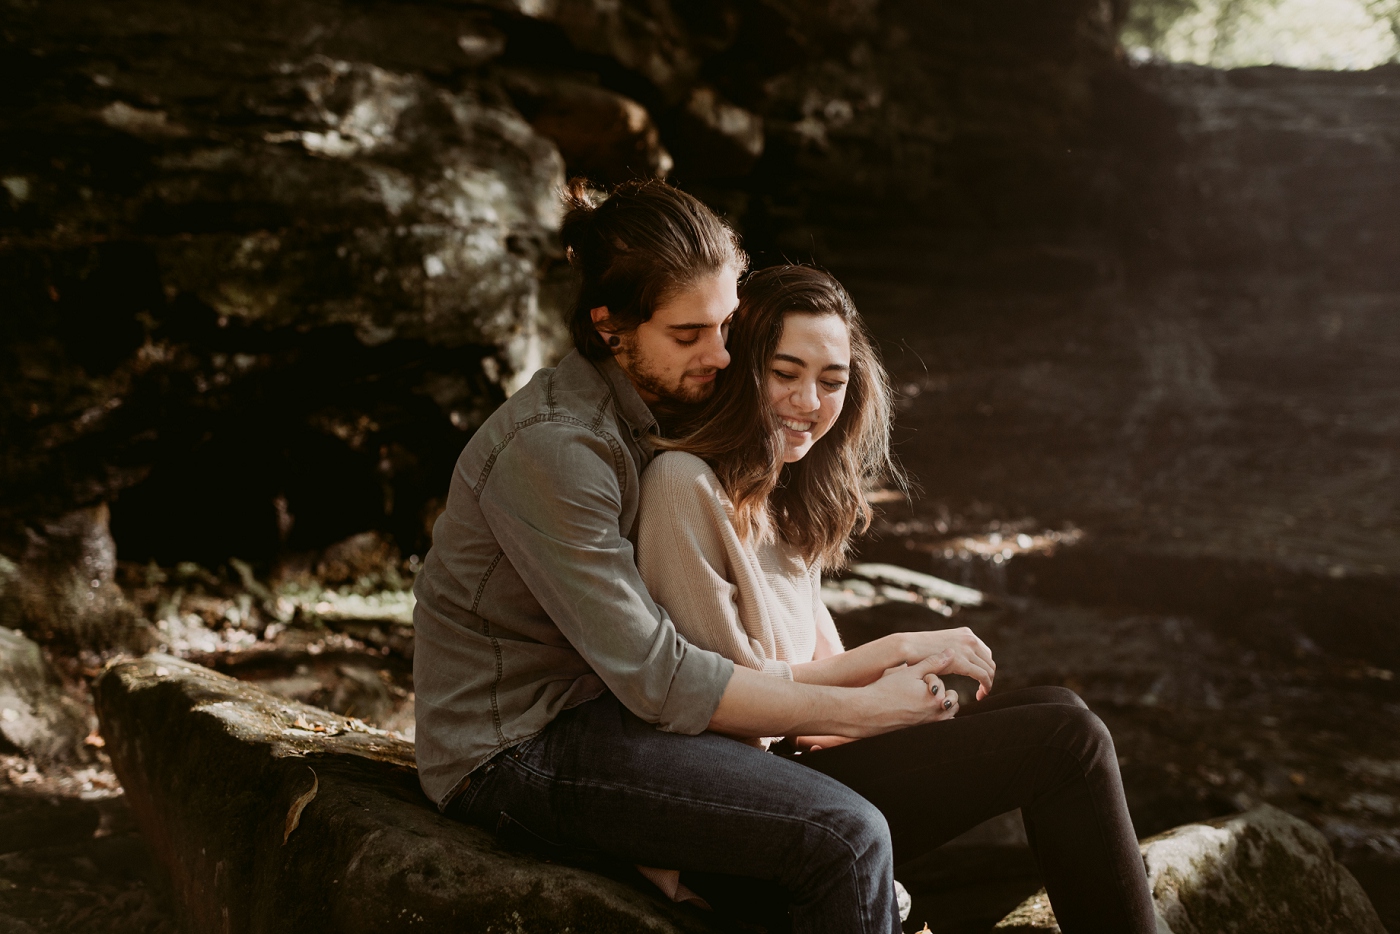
[698,330,730,370]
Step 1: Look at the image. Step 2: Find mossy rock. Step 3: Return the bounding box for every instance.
[94,655,729,934]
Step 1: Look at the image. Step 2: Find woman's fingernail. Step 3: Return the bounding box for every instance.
[943,698,953,710]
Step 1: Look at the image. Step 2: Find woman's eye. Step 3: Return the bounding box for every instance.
[772,370,797,381]
[822,380,846,392]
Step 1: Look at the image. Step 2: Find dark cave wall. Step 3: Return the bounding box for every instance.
[1,0,1129,566]
[0,0,565,563]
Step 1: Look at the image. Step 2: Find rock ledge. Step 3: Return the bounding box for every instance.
[94,655,718,934]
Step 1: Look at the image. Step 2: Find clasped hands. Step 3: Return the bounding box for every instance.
[800,627,996,750]
[867,627,994,724]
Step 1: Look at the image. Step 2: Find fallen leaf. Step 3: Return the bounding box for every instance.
[283,767,318,844]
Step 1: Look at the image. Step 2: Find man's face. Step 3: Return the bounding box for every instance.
[603,267,739,405]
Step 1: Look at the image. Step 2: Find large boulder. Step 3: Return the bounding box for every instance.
[93,655,728,934]
[995,804,1386,933]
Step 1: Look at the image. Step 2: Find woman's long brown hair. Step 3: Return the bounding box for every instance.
[663,265,902,569]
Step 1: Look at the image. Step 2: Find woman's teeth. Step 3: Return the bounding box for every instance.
[780,418,815,432]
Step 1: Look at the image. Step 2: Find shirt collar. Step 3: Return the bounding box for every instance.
[594,355,659,442]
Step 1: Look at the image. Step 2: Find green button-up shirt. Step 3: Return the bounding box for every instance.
[412,350,735,809]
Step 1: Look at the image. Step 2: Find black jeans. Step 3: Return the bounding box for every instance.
[796,686,1155,932]
[451,686,1155,934]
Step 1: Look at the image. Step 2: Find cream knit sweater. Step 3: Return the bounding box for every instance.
[637,451,839,683]
[634,451,843,906]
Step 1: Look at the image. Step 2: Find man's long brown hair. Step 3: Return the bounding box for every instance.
[663,265,902,569]
[561,178,746,360]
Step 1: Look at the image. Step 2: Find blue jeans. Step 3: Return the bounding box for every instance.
[452,692,900,933]
[451,688,1155,934]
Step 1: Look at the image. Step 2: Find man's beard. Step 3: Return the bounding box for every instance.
[618,334,716,406]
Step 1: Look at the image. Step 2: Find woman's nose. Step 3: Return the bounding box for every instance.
[792,379,819,411]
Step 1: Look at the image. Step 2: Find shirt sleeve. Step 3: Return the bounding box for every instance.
[637,454,793,681]
[477,424,733,735]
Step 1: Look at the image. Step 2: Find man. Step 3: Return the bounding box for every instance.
[414,179,984,933]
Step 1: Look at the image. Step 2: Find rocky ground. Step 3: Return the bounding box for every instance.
[2,509,1395,932]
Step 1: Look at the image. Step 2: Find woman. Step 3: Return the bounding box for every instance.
[637,265,1157,933]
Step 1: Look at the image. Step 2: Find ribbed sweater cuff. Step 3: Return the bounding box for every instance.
[760,658,794,681]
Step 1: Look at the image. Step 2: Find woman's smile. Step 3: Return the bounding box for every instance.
[768,312,851,463]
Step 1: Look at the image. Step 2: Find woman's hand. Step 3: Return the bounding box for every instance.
[845,652,963,736]
[888,628,995,700]
[884,666,960,720]
[920,671,960,719]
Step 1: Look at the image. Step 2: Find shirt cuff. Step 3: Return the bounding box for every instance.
[657,646,735,735]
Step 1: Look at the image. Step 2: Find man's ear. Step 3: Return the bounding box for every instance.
[590,306,615,343]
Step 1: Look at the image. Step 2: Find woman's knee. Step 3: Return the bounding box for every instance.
[1037,685,1090,710]
[1050,704,1117,770]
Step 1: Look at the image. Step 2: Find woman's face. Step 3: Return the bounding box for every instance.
[767,312,851,463]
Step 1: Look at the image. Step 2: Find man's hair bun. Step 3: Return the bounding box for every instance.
[563,177,596,214]
[559,177,747,361]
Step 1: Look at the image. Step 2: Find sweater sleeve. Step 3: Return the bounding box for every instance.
[637,453,793,680]
[811,564,846,660]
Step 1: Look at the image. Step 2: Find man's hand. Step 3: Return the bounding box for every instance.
[888,628,995,700]
[710,652,966,740]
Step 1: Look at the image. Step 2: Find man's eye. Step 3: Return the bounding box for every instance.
[675,335,699,346]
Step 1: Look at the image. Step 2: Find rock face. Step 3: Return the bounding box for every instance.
[93,655,726,934]
[2,0,569,564]
[995,804,1386,933]
[1,0,1129,568]
[0,627,91,763]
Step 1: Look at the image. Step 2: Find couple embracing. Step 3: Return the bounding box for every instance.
[412,179,1157,933]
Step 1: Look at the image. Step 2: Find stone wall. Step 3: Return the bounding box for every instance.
[1,0,1125,568]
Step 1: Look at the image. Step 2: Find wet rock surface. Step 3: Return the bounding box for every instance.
[93,654,734,934]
